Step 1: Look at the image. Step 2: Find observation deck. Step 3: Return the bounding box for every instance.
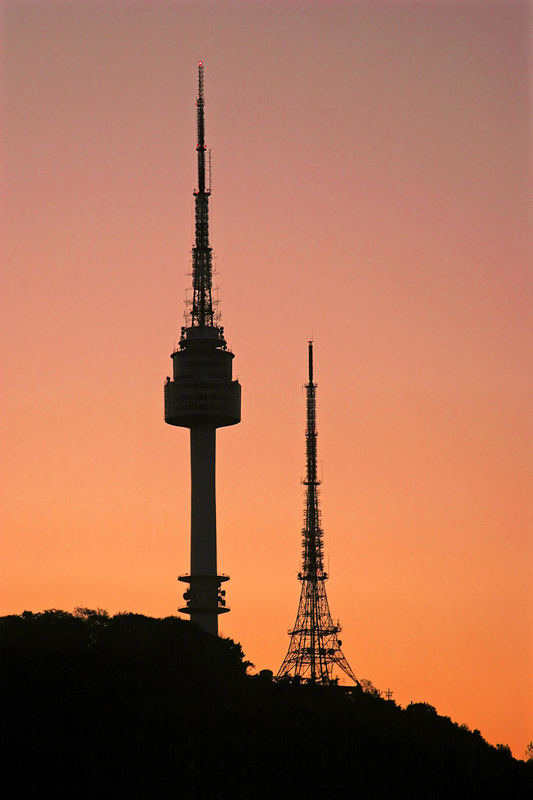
[164,326,241,429]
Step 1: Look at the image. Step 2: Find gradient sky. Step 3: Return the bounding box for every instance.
[2,0,532,758]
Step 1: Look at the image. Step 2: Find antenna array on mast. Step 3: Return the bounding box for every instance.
[180,61,225,342]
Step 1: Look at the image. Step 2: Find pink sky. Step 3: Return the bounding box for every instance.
[2,0,532,757]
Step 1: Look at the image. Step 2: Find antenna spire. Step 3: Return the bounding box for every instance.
[196,61,206,195]
[182,61,224,339]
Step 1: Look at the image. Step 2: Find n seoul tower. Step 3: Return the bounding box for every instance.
[164,63,241,635]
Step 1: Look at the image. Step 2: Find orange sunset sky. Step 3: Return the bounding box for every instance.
[2,0,532,758]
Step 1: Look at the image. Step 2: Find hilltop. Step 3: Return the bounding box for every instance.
[1,609,531,799]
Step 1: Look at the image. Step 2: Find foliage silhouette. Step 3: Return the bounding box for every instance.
[1,610,531,799]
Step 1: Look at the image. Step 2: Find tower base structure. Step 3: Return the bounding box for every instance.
[178,574,229,636]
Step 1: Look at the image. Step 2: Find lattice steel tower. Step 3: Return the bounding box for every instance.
[277,341,358,683]
[164,63,241,636]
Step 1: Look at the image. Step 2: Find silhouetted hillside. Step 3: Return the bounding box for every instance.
[2,610,531,799]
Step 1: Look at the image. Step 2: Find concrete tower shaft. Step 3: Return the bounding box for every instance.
[164,63,241,636]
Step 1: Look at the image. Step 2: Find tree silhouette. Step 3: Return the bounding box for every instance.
[1,609,532,800]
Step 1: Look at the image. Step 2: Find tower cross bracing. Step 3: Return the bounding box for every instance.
[277,341,358,684]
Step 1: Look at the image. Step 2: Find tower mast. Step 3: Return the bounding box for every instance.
[164,63,241,636]
[277,341,358,683]
[190,60,214,330]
